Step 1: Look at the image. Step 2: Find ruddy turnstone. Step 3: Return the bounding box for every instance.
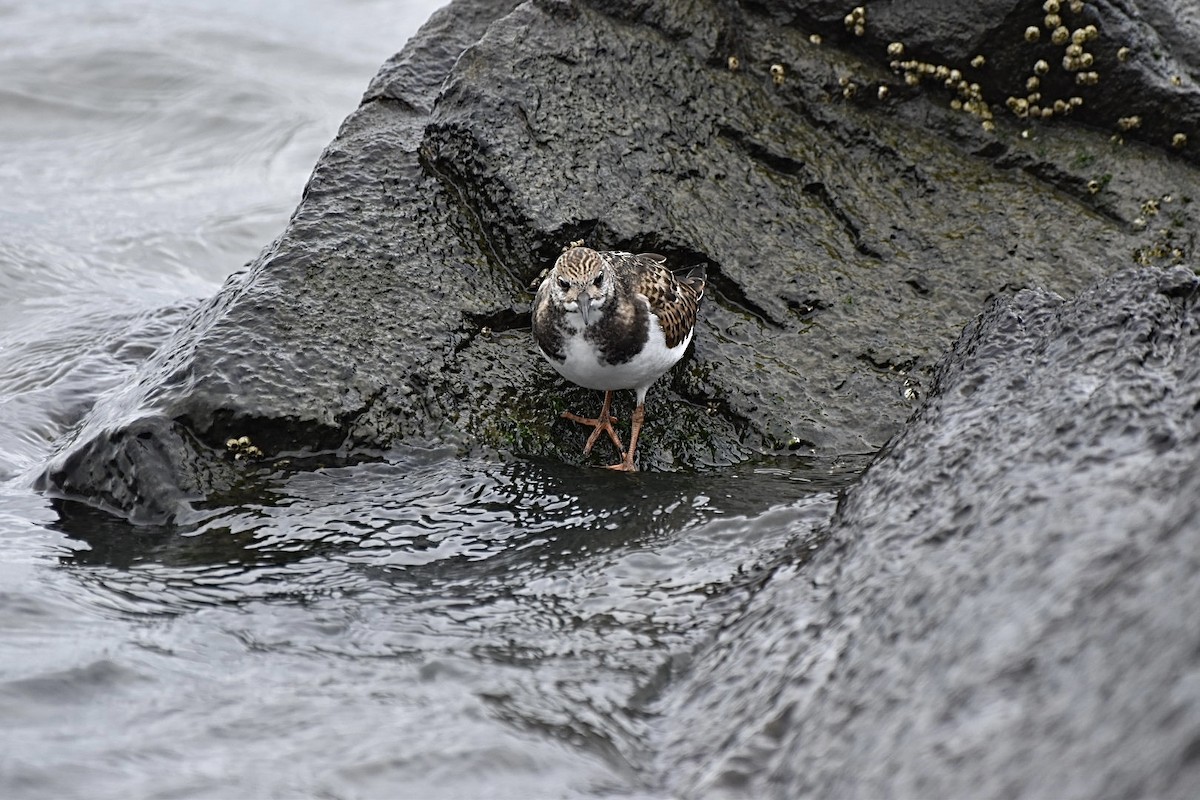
[532,243,706,471]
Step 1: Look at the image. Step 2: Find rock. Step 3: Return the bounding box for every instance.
[36,0,528,521]
[772,0,1200,160]
[36,0,1200,521]
[655,265,1200,799]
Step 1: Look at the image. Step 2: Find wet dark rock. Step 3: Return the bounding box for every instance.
[656,265,1200,799]
[35,0,528,521]
[35,0,1200,522]
[783,0,1200,161]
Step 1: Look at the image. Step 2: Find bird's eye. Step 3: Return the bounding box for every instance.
[593,274,604,288]
[557,279,570,291]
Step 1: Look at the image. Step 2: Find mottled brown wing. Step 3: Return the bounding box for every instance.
[531,276,567,361]
[621,253,706,348]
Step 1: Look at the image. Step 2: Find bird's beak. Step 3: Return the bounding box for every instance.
[577,295,592,326]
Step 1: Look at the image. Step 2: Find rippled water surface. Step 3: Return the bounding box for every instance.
[0,3,864,797]
[18,456,849,798]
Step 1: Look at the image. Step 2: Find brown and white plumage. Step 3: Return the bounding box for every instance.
[532,244,705,471]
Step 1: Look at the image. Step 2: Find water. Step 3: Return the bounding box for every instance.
[0,2,863,797]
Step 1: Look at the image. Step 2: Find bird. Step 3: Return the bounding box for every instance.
[531,242,706,471]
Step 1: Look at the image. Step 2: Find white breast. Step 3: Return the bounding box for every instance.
[545,309,692,396]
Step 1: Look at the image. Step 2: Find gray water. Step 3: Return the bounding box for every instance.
[0,3,861,797]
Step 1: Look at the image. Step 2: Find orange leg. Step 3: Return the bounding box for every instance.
[561,390,625,457]
[605,403,644,472]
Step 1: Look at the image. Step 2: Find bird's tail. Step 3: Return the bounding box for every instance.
[677,263,706,294]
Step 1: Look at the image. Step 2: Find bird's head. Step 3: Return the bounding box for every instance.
[547,246,614,326]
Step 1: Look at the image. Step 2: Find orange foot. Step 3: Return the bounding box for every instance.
[562,390,625,459]
[603,403,645,472]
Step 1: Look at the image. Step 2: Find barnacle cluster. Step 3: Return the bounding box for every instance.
[1005,2,1096,121]
[888,52,994,129]
[844,6,866,38]
[225,435,263,461]
[869,1,1188,152]
[1013,3,1187,150]
[839,74,858,98]
[1132,195,1189,265]
[883,2,1103,131]
[1117,115,1142,131]
[1063,32,1098,71]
